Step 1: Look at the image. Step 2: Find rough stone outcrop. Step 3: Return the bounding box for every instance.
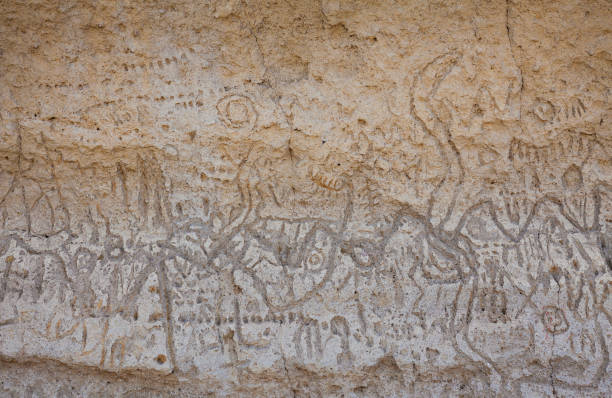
[1,0,611,396]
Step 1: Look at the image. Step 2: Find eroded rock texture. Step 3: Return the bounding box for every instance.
[0,0,611,396]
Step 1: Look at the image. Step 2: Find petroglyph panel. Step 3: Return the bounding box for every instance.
[1,0,611,396]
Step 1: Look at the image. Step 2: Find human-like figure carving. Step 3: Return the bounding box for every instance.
[238,218,340,311]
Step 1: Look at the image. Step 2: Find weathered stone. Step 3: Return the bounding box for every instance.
[0,0,611,396]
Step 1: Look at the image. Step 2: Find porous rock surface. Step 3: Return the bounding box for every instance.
[1,0,611,396]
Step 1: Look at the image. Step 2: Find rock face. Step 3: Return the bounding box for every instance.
[0,0,611,396]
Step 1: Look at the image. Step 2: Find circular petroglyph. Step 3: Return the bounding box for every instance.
[306,249,324,271]
[534,100,555,122]
[562,164,583,190]
[216,94,258,130]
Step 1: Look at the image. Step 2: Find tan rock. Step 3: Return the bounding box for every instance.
[0,0,611,396]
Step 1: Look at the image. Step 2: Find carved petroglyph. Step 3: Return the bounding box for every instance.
[217,94,258,132]
[1,0,611,395]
